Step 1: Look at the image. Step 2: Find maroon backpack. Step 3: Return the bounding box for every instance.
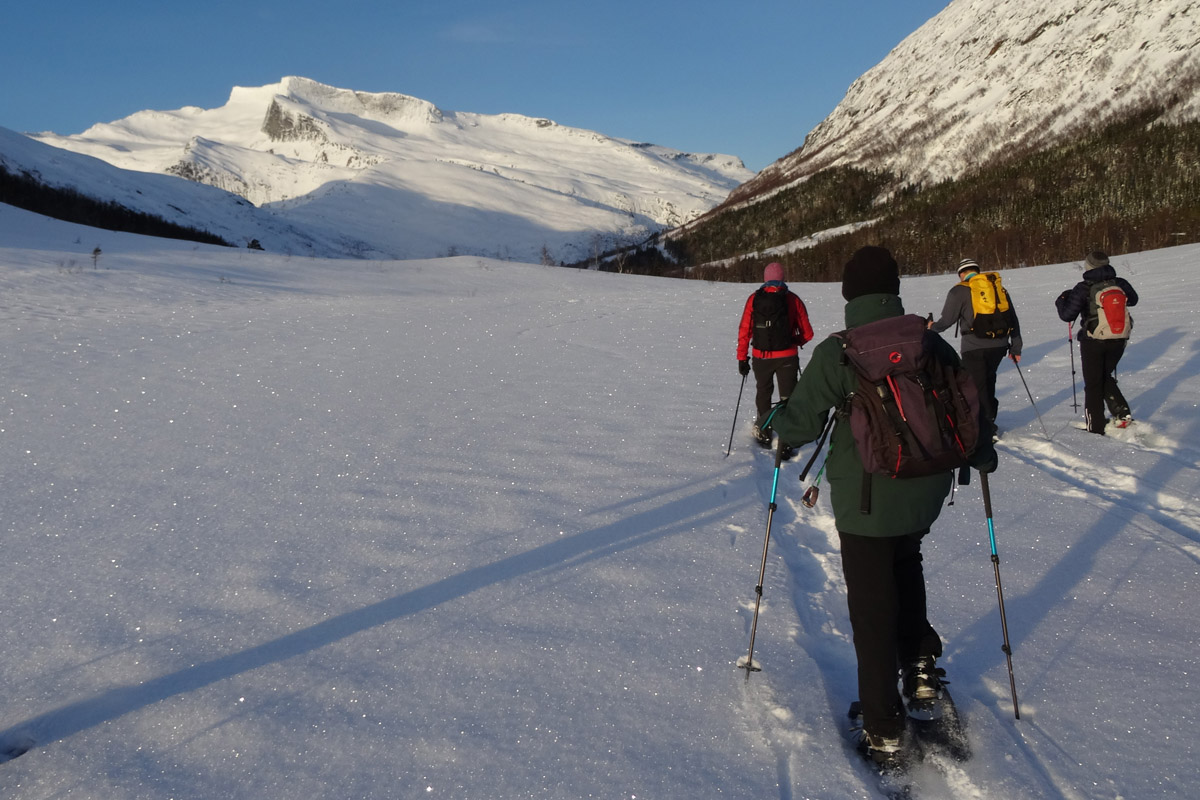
[835,315,980,482]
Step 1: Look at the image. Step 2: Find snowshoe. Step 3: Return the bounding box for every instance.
[900,657,970,760]
[751,424,772,448]
[847,701,915,798]
[901,656,945,718]
[907,688,970,762]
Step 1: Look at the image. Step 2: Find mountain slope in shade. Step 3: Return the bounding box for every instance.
[29,77,754,261]
[0,126,325,253]
[730,0,1200,206]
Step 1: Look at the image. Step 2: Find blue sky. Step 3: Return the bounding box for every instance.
[3,1,950,171]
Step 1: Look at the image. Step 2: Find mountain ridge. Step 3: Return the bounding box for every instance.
[729,0,1200,207]
[20,77,753,262]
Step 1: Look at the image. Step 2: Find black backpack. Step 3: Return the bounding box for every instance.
[751,288,793,351]
[834,315,980,504]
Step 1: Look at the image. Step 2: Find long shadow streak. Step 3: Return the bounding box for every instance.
[0,479,742,758]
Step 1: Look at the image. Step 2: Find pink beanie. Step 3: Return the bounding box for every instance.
[764,262,785,283]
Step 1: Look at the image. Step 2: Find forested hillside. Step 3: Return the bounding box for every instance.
[612,112,1200,281]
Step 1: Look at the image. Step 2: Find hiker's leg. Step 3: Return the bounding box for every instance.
[776,355,800,402]
[752,357,777,421]
[841,531,905,739]
[1101,340,1131,419]
[961,350,998,434]
[1080,338,1108,433]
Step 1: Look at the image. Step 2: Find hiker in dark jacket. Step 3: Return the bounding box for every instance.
[929,258,1022,440]
[1056,250,1139,434]
[767,246,997,768]
[736,262,814,454]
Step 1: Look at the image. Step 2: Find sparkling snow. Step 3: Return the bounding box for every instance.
[1,204,1197,798]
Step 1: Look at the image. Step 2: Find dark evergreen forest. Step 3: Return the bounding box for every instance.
[587,111,1200,281]
[0,164,233,248]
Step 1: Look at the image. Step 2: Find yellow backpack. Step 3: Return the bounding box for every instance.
[961,272,1015,338]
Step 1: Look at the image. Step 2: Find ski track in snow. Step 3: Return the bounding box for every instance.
[742,406,1200,799]
[999,429,1200,560]
[773,461,1009,800]
[738,442,880,796]
[734,443,809,799]
[920,751,990,799]
[736,679,802,800]
[743,440,1014,799]
[718,250,1200,800]
[4,213,1199,798]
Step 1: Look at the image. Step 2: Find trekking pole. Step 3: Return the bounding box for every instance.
[980,472,1021,720]
[725,372,748,457]
[1011,357,1051,440]
[1067,323,1080,412]
[738,426,786,678]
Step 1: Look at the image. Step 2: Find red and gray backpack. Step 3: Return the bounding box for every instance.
[834,315,980,502]
[1086,279,1132,340]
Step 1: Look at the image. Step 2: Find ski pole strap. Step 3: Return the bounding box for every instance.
[798,410,836,481]
[760,399,786,431]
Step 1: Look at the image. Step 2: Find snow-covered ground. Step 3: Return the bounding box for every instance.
[1,203,1197,798]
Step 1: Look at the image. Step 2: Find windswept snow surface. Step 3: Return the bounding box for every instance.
[1,204,1198,798]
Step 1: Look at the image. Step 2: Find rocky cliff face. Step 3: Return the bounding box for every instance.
[261,99,328,143]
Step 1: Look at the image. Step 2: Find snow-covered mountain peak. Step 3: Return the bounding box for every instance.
[258,76,447,133]
[21,77,752,261]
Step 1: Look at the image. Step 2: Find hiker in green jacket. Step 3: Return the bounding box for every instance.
[766,246,997,768]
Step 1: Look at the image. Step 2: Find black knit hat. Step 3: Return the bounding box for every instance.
[1085,251,1110,268]
[842,246,901,300]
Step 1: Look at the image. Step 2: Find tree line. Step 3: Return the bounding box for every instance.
[0,164,233,248]
[599,110,1200,281]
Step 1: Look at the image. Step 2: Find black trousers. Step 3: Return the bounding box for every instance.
[1080,338,1130,433]
[961,347,1007,436]
[752,354,799,423]
[839,530,942,739]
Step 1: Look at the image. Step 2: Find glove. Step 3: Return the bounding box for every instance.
[738,360,750,376]
[972,448,998,475]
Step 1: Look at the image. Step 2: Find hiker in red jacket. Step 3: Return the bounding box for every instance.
[737,262,814,456]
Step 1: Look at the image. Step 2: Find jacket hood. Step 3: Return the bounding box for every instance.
[1083,264,1117,283]
[844,292,905,329]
